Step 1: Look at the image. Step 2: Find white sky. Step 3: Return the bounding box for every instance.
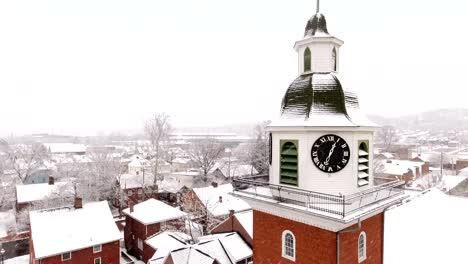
[0,0,467,136]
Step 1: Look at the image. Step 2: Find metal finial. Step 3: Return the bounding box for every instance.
[316,0,320,13]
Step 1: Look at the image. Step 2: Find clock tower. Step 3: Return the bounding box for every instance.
[233,5,406,264]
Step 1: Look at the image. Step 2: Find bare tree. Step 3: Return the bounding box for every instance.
[186,139,224,183]
[1,142,49,183]
[144,113,173,183]
[377,126,398,151]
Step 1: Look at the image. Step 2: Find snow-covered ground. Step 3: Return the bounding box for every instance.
[4,255,29,264]
[0,209,15,238]
[385,189,468,263]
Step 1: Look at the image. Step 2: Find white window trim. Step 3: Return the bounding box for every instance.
[94,257,102,264]
[61,252,71,261]
[282,230,296,262]
[137,238,143,250]
[358,231,367,263]
[93,244,102,253]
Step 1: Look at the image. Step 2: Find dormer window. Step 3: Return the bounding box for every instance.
[332,47,337,71]
[280,140,298,186]
[304,47,311,72]
[358,141,369,187]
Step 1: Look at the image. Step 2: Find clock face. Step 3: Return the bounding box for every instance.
[311,134,350,173]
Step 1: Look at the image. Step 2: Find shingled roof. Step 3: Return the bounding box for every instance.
[304,13,330,37]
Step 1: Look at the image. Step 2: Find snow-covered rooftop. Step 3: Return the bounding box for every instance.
[16,182,74,204]
[29,201,121,259]
[118,173,155,190]
[385,189,468,263]
[146,231,192,261]
[122,198,186,225]
[234,210,253,239]
[193,184,251,217]
[198,232,252,263]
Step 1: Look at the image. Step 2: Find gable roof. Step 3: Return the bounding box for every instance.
[234,210,253,239]
[16,182,74,204]
[193,184,251,217]
[30,201,121,259]
[122,198,186,225]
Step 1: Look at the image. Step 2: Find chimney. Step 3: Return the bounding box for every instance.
[129,201,134,213]
[212,182,218,188]
[48,176,54,185]
[229,209,235,217]
[219,196,223,203]
[74,197,83,209]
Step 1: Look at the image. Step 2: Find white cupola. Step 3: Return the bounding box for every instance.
[294,12,343,75]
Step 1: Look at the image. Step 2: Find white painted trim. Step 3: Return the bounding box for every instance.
[94,257,102,264]
[282,230,296,261]
[358,231,367,263]
[92,244,102,253]
[61,252,71,261]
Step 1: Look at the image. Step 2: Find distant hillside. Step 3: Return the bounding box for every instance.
[368,108,468,131]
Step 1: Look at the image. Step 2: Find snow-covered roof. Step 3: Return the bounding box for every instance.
[439,175,468,192]
[193,184,251,217]
[118,173,155,190]
[146,231,191,260]
[213,163,258,178]
[122,199,186,225]
[158,176,186,193]
[164,247,215,264]
[382,159,424,176]
[234,210,253,239]
[4,255,29,264]
[16,182,74,204]
[29,201,121,259]
[197,232,252,263]
[44,143,86,154]
[385,189,468,263]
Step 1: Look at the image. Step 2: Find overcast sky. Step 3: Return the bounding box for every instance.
[0,0,467,136]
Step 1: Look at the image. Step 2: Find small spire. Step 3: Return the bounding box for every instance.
[316,0,320,13]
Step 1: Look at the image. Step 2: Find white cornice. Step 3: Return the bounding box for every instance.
[294,36,344,50]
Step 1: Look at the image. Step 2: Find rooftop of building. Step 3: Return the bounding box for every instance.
[122,198,186,225]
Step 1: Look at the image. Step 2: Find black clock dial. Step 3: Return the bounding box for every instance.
[311,134,350,173]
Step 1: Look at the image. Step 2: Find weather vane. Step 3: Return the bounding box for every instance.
[316,0,320,13]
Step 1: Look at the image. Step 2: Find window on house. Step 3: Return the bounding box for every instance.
[128,190,133,195]
[93,244,102,253]
[280,140,298,186]
[61,252,71,261]
[358,231,367,262]
[332,47,337,71]
[304,47,311,72]
[94,257,101,264]
[138,238,143,250]
[358,141,370,187]
[282,230,295,261]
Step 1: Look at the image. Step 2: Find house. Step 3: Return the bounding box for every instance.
[183,183,251,232]
[122,199,186,260]
[15,178,74,212]
[211,210,253,247]
[29,198,121,264]
[114,173,159,209]
[147,231,252,264]
[211,163,258,179]
[376,159,428,184]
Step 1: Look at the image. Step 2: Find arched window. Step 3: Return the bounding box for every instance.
[280,140,298,186]
[282,230,295,261]
[332,47,337,71]
[357,141,369,187]
[358,231,367,262]
[304,47,311,72]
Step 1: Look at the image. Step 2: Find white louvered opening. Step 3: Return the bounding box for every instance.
[358,141,370,187]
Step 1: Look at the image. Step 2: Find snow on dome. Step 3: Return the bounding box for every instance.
[304,13,330,37]
[193,184,251,217]
[385,189,468,263]
[273,73,376,128]
[29,201,121,259]
[122,198,186,225]
[16,182,74,204]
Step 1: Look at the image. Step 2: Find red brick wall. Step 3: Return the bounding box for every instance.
[253,210,384,264]
[253,210,336,264]
[456,160,468,173]
[32,240,120,264]
[142,242,156,263]
[211,215,252,247]
[124,216,160,259]
[338,213,384,264]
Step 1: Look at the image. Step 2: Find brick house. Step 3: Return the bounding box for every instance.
[122,199,186,261]
[29,198,121,264]
[211,210,253,247]
[113,173,159,210]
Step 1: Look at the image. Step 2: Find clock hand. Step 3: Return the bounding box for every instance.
[324,142,337,165]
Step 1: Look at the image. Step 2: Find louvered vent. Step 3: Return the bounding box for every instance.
[358,141,369,187]
[280,140,298,186]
